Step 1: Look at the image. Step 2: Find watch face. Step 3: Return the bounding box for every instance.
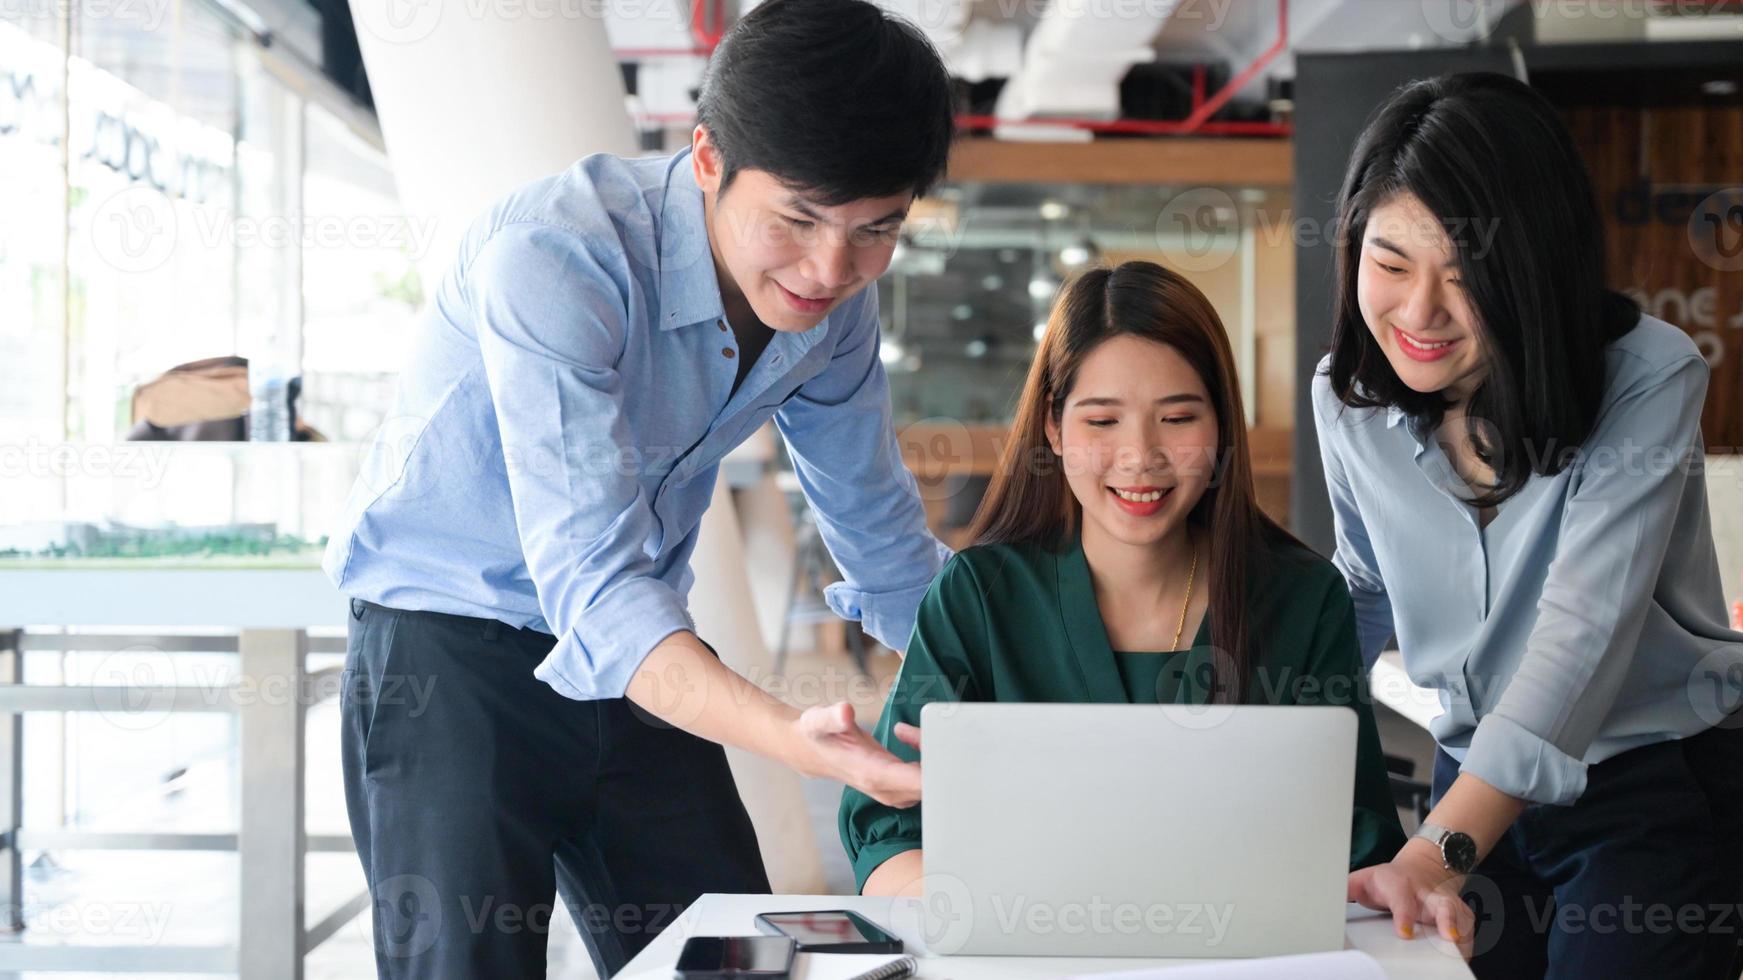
[1443,832,1478,873]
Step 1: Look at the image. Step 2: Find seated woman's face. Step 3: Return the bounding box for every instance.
[1044,334,1219,550]
[1356,192,1487,401]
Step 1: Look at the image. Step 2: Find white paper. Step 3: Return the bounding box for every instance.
[1066,949,1386,980]
[792,952,912,980]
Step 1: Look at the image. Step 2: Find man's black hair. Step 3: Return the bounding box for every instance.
[695,0,956,206]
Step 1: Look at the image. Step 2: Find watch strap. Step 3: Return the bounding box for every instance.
[1413,822,1473,872]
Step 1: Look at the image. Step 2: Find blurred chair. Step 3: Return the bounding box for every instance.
[1386,754,1433,828]
[773,506,868,677]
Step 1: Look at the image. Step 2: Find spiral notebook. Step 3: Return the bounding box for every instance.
[792,952,916,980]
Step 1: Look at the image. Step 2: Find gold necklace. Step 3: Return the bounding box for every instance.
[1171,535,1198,651]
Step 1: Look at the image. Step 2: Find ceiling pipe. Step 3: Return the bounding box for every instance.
[987,0,1290,139]
[1175,0,1289,133]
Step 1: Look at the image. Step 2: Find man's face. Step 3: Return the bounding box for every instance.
[693,128,912,332]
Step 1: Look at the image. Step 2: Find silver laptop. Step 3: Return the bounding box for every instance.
[918,702,1356,958]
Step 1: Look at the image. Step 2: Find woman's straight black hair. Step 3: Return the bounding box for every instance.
[695,0,956,206]
[1325,72,1640,507]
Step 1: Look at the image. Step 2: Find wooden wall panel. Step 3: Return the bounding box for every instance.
[1566,103,1743,450]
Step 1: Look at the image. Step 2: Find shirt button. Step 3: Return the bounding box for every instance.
[717,320,727,332]
[722,348,735,359]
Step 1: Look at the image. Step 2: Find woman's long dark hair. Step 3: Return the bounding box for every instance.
[1326,72,1640,507]
[967,261,1296,703]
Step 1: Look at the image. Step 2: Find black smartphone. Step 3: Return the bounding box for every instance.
[753,909,905,954]
[674,935,796,979]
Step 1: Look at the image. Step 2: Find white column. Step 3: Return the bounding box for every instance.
[346,0,639,285]
[729,425,799,652]
[692,478,827,894]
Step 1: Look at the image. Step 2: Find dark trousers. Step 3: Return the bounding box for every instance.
[340,599,771,979]
[1430,722,1743,980]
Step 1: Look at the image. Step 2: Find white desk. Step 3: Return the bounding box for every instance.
[617,894,1474,980]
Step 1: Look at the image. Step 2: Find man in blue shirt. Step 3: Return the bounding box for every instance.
[324,1,955,974]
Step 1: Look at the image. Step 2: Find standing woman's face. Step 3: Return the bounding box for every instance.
[1043,335,1219,552]
[1357,193,1488,402]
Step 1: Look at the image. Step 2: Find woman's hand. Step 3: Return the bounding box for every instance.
[1347,838,1476,959]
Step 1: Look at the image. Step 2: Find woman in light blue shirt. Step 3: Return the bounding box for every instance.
[1319,73,1743,978]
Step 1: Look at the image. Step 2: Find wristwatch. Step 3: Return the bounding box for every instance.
[1414,823,1478,874]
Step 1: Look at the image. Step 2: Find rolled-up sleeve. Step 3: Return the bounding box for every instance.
[775,289,950,653]
[1462,354,1709,805]
[468,223,693,700]
[1312,364,1397,669]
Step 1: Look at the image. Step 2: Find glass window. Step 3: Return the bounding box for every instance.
[0,16,70,446]
[67,5,240,443]
[298,99,422,443]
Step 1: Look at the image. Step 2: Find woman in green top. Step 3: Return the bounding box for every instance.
[841,261,1407,897]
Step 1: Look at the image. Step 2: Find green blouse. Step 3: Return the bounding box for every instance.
[1114,650,1190,703]
[838,531,1408,893]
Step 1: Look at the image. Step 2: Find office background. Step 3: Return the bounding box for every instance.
[0,0,1740,976]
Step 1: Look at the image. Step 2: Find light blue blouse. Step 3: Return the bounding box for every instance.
[1313,316,1743,806]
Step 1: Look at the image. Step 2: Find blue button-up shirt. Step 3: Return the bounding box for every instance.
[1313,316,1743,806]
[323,149,948,700]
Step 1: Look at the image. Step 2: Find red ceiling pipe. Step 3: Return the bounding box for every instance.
[955,0,1290,137]
[690,0,726,53]
[1177,0,1288,133]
